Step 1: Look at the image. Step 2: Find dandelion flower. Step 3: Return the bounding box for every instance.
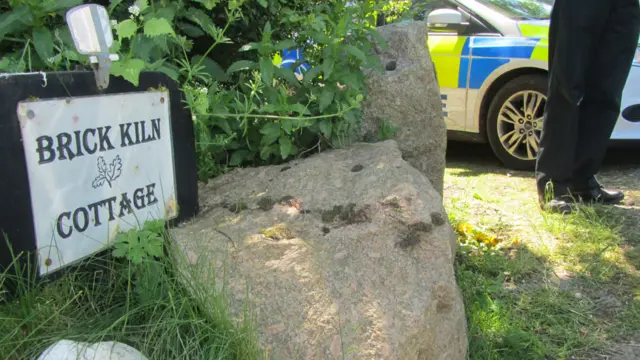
[490,236,500,247]
[458,222,473,235]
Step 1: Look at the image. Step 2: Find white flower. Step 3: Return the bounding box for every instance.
[200,87,208,95]
[128,5,140,17]
[47,57,56,64]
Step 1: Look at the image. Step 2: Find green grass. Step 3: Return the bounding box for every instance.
[0,237,263,360]
[445,166,640,360]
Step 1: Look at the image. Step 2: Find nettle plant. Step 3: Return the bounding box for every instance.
[0,0,88,72]
[1,0,400,180]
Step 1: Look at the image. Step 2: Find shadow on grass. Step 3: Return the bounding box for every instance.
[446,140,640,184]
[454,203,640,360]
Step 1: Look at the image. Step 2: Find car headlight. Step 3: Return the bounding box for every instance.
[634,46,640,66]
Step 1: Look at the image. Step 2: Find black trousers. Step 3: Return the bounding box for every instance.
[535,0,640,193]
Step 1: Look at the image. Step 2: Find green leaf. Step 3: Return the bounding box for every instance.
[319,119,333,138]
[192,0,220,10]
[108,0,125,14]
[279,136,293,159]
[260,122,281,145]
[309,31,332,44]
[110,58,146,86]
[323,57,335,79]
[43,0,83,12]
[281,119,294,134]
[214,117,233,135]
[226,60,257,74]
[318,89,334,112]
[192,55,228,82]
[257,0,268,8]
[302,65,322,84]
[32,28,54,64]
[185,7,217,37]
[229,150,248,166]
[112,246,128,258]
[274,67,300,87]
[156,63,180,81]
[130,34,155,61]
[117,19,138,40]
[290,104,310,116]
[62,50,80,61]
[129,251,144,265]
[0,57,11,71]
[274,39,296,51]
[174,22,202,37]
[0,6,31,39]
[144,18,175,37]
[341,72,361,90]
[346,45,367,62]
[260,145,273,161]
[152,6,177,22]
[261,104,280,113]
[260,58,274,85]
[261,22,272,44]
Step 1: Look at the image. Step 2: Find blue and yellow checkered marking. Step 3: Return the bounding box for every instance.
[429,32,548,91]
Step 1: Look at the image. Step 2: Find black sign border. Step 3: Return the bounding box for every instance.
[0,71,199,282]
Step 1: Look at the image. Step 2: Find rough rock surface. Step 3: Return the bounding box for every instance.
[361,21,446,195]
[171,141,467,360]
[37,340,148,360]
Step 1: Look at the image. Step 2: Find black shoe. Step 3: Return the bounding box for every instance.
[539,196,575,214]
[575,186,624,205]
[538,181,576,214]
[571,177,624,205]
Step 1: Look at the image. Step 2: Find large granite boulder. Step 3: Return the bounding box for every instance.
[361,21,446,195]
[171,140,467,360]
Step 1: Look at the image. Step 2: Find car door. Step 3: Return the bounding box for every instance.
[425,0,470,131]
[425,1,501,132]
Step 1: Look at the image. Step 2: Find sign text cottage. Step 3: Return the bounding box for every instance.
[17,91,178,275]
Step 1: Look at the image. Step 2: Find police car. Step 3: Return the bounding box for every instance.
[423,0,640,169]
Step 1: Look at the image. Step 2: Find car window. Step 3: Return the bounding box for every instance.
[473,0,553,20]
[413,0,495,35]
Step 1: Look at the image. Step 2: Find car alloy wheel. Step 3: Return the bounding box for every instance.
[496,90,546,161]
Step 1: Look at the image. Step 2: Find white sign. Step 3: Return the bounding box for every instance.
[17,91,178,275]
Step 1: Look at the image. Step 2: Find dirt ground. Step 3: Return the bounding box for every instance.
[444,141,640,360]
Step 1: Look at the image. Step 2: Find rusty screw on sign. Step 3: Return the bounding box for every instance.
[27,110,35,119]
[160,97,165,104]
[44,258,52,267]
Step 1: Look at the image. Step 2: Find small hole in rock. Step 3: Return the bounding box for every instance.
[351,164,364,172]
[385,61,397,71]
[281,166,291,172]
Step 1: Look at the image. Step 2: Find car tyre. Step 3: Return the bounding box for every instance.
[486,73,548,171]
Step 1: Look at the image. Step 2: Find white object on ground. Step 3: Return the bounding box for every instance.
[37,340,148,360]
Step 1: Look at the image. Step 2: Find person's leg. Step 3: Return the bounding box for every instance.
[571,0,640,204]
[535,0,612,212]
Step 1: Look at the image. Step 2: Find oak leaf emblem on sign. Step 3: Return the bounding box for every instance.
[92,155,123,189]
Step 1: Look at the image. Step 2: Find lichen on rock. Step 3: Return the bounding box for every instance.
[172,140,466,360]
